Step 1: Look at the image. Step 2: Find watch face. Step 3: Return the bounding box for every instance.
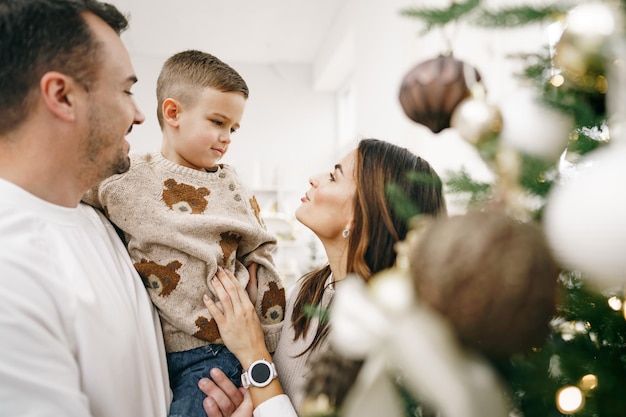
[251,362,271,384]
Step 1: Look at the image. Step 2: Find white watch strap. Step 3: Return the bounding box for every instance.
[241,359,277,388]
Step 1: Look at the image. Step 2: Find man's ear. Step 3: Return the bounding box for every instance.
[40,71,77,122]
[162,98,181,127]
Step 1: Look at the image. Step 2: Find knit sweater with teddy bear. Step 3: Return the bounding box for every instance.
[83,151,285,353]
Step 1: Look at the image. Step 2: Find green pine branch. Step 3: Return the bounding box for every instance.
[399,0,481,33]
[473,5,569,27]
[445,169,492,206]
[501,272,626,417]
[400,0,571,34]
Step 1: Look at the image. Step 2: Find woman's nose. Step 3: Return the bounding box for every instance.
[309,176,320,187]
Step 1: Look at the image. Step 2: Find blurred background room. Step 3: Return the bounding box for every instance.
[108,0,549,286]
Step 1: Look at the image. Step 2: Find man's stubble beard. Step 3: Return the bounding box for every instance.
[82,109,131,188]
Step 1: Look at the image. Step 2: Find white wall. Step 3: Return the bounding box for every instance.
[121,0,551,280]
[317,0,548,257]
[308,0,551,212]
[125,54,337,193]
[124,0,550,202]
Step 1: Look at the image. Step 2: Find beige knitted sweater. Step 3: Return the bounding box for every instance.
[83,152,285,353]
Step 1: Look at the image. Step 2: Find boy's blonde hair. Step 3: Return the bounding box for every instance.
[156,49,249,129]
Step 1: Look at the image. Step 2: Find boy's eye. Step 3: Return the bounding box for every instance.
[329,172,336,181]
[213,120,223,126]
[124,90,133,95]
[230,128,237,134]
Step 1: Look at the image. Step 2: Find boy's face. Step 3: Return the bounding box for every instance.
[167,87,245,170]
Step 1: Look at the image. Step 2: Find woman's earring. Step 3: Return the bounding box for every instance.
[342,228,350,239]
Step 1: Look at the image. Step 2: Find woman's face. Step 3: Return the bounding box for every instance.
[295,150,357,241]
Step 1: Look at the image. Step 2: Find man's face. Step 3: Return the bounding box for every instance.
[78,12,144,186]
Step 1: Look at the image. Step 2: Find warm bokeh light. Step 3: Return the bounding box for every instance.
[608,296,622,311]
[596,75,608,94]
[579,374,598,392]
[556,386,585,414]
[550,74,565,87]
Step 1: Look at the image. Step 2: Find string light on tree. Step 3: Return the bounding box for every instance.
[556,385,585,414]
[607,296,622,312]
[579,374,599,394]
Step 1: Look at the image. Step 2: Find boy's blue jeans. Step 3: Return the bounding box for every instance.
[167,344,242,417]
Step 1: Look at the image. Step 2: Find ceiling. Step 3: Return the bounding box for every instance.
[108,0,348,64]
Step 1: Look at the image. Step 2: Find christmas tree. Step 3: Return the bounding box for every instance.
[302,1,626,417]
[397,1,626,416]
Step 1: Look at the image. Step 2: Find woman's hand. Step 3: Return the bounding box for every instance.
[204,267,269,366]
[199,368,253,417]
[204,268,286,411]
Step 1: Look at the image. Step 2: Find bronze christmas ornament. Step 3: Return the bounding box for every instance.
[409,210,559,356]
[399,55,481,133]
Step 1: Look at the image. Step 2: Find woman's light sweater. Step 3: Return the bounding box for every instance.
[273,277,335,412]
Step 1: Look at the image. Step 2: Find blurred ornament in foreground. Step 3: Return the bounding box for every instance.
[543,143,626,290]
[498,89,574,161]
[554,2,619,88]
[399,55,481,133]
[323,273,512,417]
[409,210,559,356]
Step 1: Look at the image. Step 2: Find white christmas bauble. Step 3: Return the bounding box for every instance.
[498,89,574,161]
[543,143,626,290]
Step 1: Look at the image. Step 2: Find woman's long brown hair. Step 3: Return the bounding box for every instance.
[291,138,447,354]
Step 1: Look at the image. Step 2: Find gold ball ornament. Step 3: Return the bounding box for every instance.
[450,96,502,145]
[399,55,481,133]
[554,2,619,89]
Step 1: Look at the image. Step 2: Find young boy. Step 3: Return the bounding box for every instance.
[83,50,286,417]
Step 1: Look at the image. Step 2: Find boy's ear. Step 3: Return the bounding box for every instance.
[40,71,78,122]
[162,98,181,127]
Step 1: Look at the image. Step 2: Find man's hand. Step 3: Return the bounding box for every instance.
[199,368,253,417]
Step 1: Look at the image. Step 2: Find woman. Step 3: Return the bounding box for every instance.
[200,138,447,416]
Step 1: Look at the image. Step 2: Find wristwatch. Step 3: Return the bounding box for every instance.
[241,359,278,388]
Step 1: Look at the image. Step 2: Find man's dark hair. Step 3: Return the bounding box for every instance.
[0,0,129,135]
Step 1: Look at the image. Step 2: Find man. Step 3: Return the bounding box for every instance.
[0,1,172,416]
